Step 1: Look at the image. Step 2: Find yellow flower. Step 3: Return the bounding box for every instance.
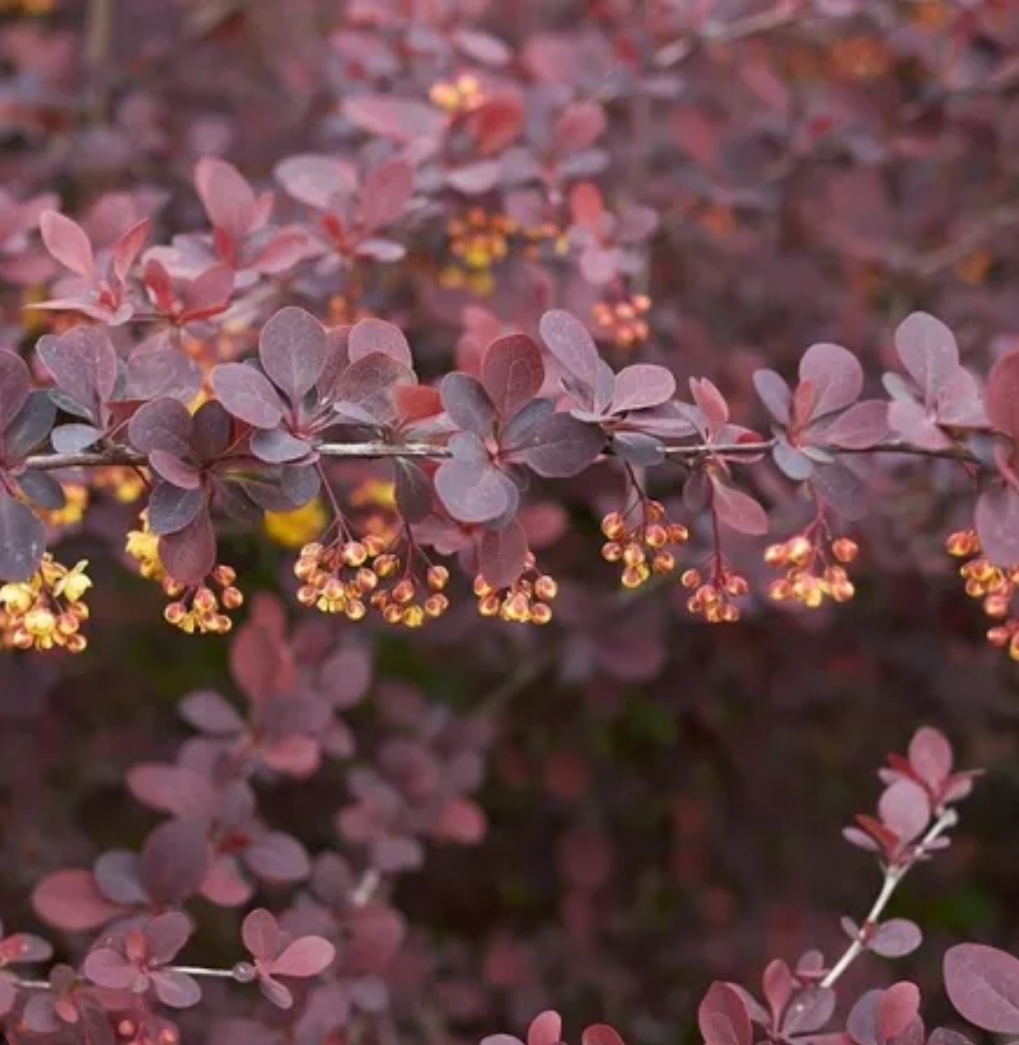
[264,498,327,549]
[55,561,92,603]
[126,513,166,581]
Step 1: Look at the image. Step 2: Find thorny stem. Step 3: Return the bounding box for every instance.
[820,807,959,989]
[21,438,985,472]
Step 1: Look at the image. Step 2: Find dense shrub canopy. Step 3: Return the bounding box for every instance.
[1,0,1019,1043]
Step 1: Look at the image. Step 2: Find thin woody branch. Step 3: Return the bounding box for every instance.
[21,437,985,472]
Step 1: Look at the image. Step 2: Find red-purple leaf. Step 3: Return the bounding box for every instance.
[159,510,216,585]
[244,833,311,883]
[195,158,256,242]
[145,911,193,964]
[151,969,202,1009]
[243,909,280,960]
[150,450,203,490]
[870,920,923,958]
[783,987,836,1036]
[39,211,94,278]
[361,159,414,231]
[148,483,204,535]
[179,690,244,734]
[690,378,729,430]
[820,401,888,449]
[478,519,529,589]
[83,949,133,990]
[128,397,193,456]
[251,428,311,463]
[518,412,603,478]
[395,461,433,523]
[847,990,882,1045]
[140,819,209,904]
[986,350,1019,440]
[435,455,516,524]
[710,478,768,536]
[755,369,793,425]
[877,982,921,1041]
[0,492,45,581]
[612,365,676,413]
[799,342,864,419]
[554,101,607,155]
[37,326,118,415]
[481,335,544,418]
[211,364,285,429]
[259,307,329,406]
[348,318,413,369]
[945,944,1019,1034]
[441,373,497,437]
[699,982,752,1045]
[763,959,793,1024]
[270,937,336,978]
[582,1025,625,1045]
[895,313,960,407]
[909,727,953,789]
[51,423,102,453]
[32,870,125,932]
[0,350,32,421]
[112,218,150,283]
[878,779,930,843]
[127,764,216,819]
[975,486,1019,566]
[333,354,416,424]
[528,1011,563,1045]
[540,309,599,391]
[342,96,446,144]
[433,796,487,845]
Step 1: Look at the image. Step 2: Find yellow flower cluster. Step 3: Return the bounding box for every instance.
[440,209,520,295]
[295,538,451,626]
[765,535,858,609]
[429,73,486,115]
[0,554,91,653]
[592,295,652,350]
[475,555,558,625]
[947,529,1019,659]
[163,565,244,635]
[680,567,747,624]
[600,501,688,589]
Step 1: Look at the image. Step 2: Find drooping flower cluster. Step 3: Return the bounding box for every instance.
[475,554,558,625]
[591,295,652,350]
[163,565,244,636]
[765,534,859,609]
[947,529,1019,658]
[600,501,688,589]
[680,565,749,624]
[0,554,91,653]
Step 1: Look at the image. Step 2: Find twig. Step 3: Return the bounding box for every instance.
[350,868,381,907]
[653,3,802,68]
[19,437,986,473]
[84,0,115,119]
[820,808,959,989]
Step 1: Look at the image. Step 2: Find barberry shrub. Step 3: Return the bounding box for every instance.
[1,0,1019,1042]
